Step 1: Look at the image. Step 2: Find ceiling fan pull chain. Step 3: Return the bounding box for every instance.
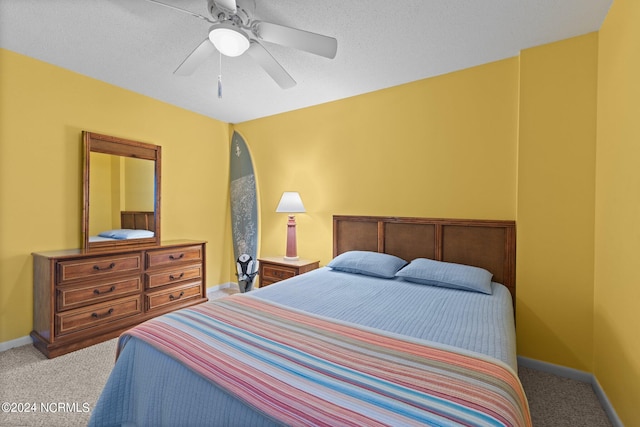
[218,51,223,99]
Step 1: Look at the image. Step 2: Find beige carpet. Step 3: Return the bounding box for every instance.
[1,289,613,426]
[0,337,116,427]
[518,366,612,427]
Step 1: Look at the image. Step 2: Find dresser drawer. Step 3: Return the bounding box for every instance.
[146,245,203,269]
[146,281,203,311]
[55,295,142,336]
[57,254,141,284]
[262,265,296,282]
[57,277,142,311]
[145,265,202,289]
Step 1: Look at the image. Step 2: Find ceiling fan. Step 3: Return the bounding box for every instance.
[146,0,338,89]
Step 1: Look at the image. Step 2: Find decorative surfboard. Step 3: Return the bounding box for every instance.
[229,131,259,292]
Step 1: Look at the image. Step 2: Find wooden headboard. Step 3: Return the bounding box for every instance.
[333,215,516,299]
[121,211,155,231]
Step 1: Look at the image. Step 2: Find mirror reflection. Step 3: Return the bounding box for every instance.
[88,153,155,240]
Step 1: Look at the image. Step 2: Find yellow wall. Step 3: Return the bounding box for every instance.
[89,152,116,232]
[595,0,640,424]
[236,33,603,377]
[123,156,155,212]
[0,49,233,343]
[235,58,520,265]
[235,39,600,373]
[516,34,598,372]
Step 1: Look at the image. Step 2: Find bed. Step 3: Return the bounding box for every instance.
[89,215,530,426]
[88,211,155,242]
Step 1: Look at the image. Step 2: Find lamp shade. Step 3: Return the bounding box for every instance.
[276,192,305,213]
[209,23,250,57]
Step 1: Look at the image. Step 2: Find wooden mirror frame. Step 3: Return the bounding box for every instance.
[82,132,161,250]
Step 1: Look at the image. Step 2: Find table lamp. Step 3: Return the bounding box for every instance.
[276,192,305,260]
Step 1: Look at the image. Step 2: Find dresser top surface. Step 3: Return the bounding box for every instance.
[33,240,206,259]
[258,256,320,268]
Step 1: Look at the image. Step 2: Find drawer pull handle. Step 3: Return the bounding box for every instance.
[91,308,114,319]
[93,263,116,271]
[169,253,185,261]
[169,273,185,281]
[93,286,116,295]
[169,291,185,301]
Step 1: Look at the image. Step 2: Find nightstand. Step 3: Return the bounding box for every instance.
[258,257,320,287]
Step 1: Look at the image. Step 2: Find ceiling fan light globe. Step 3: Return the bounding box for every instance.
[209,25,250,57]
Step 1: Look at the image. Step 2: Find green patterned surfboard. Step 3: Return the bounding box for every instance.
[229,132,258,290]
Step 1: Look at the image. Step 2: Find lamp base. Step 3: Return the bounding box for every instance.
[284,215,299,260]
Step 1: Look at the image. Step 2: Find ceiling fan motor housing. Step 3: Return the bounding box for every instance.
[208,0,254,25]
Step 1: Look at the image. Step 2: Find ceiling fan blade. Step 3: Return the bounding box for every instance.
[246,41,296,89]
[145,0,216,24]
[253,21,337,59]
[174,39,216,76]
[213,0,237,15]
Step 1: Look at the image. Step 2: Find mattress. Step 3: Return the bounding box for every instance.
[89,268,524,426]
[255,268,517,369]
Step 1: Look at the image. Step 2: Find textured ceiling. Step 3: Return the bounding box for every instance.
[0,0,611,123]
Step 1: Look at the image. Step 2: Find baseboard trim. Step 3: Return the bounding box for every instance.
[518,356,623,427]
[592,375,625,427]
[0,335,32,352]
[517,355,592,383]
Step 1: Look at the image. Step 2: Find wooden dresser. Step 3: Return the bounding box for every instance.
[32,240,207,358]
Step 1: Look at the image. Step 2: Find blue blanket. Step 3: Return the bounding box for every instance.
[90,268,519,426]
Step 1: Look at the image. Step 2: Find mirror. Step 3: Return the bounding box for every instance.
[83,131,161,250]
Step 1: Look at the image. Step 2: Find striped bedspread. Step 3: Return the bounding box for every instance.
[120,295,531,427]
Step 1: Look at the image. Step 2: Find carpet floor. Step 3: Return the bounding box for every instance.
[518,366,612,426]
[1,290,613,426]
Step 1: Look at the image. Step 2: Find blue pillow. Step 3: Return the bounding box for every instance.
[395,258,493,294]
[327,251,407,279]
